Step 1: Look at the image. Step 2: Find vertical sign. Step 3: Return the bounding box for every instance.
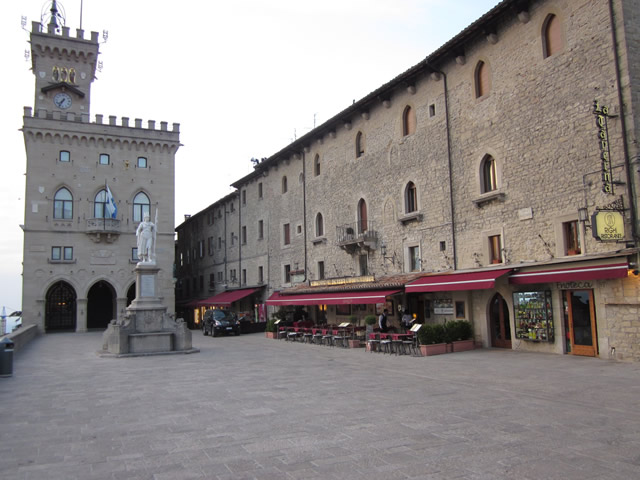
[593,100,614,194]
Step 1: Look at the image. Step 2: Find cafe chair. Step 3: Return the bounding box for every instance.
[367,333,380,353]
[380,336,393,354]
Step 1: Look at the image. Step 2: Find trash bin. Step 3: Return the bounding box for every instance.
[0,337,14,377]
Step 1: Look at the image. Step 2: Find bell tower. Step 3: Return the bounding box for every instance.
[29,1,99,115]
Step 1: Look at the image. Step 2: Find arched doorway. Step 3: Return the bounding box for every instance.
[489,293,511,348]
[87,281,115,330]
[126,283,136,307]
[45,281,77,332]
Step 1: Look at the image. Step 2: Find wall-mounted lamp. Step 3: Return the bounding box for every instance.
[578,207,591,229]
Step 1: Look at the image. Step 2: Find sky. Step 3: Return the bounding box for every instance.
[0,0,499,312]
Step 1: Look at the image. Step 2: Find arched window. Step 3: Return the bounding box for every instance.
[543,14,563,58]
[358,199,368,234]
[402,106,416,136]
[405,182,417,213]
[94,190,110,218]
[475,61,490,98]
[356,131,365,158]
[314,155,321,176]
[133,192,150,222]
[282,176,288,194]
[315,212,324,237]
[481,155,498,193]
[53,187,73,219]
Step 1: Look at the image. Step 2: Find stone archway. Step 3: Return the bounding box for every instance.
[87,280,116,330]
[126,283,136,307]
[45,281,77,332]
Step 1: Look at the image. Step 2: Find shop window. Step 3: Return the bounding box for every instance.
[543,14,563,58]
[59,150,70,162]
[402,106,416,136]
[314,154,321,176]
[405,182,417,213]
[53,187,73,219]
[474,61,490,98]
[563,220,581,256]
[356,131,365,158]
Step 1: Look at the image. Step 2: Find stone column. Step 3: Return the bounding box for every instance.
[76,298,88,332]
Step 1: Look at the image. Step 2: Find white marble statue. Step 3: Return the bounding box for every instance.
[136,213,156,263]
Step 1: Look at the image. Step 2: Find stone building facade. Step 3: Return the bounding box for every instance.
[21,10,180,333]
[176,0,640,360]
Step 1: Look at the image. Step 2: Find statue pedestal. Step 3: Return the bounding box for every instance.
[100,262,198,357]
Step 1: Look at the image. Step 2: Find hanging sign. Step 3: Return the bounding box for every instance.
[593,100,614,194]
[592,210,625,241]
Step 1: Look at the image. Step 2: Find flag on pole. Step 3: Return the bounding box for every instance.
[105,184,117,219]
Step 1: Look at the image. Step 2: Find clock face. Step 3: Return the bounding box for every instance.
[53,92,72,109]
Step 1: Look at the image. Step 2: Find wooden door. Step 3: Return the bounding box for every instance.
[564,290,598,357]
[489,293,511,349]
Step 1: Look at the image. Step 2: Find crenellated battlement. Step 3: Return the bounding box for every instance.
[31,20,99,44]
[23,106,180,134]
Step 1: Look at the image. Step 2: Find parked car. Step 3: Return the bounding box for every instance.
[202,309,240,337]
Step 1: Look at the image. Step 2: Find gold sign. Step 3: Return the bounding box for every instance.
[310,275,374,287]
[593,211,624,241]
[593,101,614,194]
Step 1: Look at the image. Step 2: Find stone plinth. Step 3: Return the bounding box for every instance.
[100,261,198,357]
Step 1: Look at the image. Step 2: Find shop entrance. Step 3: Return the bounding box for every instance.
[563,290,598,357]
[489,293,511,349]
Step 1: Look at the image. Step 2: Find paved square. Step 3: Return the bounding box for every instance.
[1,332,640,479]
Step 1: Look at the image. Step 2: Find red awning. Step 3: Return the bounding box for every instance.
[198,288,259,307]
[266,289,401,306]
[509,262,628,285]
[406,269,512,292]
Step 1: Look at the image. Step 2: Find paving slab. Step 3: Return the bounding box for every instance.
[1,331,640,479]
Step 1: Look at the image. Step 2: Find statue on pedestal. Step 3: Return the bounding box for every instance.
[136,213,156,263]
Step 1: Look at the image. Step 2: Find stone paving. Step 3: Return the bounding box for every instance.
[1,331,640,479]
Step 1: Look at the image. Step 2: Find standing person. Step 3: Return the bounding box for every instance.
[401,309,412,331]
[378,308,389,333]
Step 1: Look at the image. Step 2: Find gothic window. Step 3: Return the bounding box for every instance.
[53,187,73,219]
[543,14,563,58]
[481,155,498,193]
[133,192,150,222]
[402,106,416,136]
[405,182,417,213]
[475,61,490,98]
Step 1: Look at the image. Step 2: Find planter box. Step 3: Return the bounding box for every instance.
[265,332,277,339]
[348,339,361,348]
[452,339,475,352]
[420,343,448,356]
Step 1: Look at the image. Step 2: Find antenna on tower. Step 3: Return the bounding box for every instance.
[79,0,83,30]
[41,1,66,34]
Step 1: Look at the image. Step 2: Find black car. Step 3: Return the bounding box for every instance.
[202,309,240,337]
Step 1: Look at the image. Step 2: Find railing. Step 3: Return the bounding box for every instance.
[86,218,121,233]
[336,221,378,249]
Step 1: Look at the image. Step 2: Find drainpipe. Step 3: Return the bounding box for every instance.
[608,0,638,248]
[238,190,242,288]
[427,64,457,270]
[301,150,308,282]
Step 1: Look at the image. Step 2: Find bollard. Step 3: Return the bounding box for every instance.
[0,337,15,377]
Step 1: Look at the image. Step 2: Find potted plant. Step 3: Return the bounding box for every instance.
[417,323,447,356]
[364,315,378,351]
[447,320,475,352]
[265,318,278,339]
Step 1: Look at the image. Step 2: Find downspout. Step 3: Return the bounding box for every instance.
[301,151,308,282]
[608,0,638,246]
[223,206,227,286]
[428,65,457,270]
[238,190,242,288]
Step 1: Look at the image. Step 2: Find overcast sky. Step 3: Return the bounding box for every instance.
[0,0,499,313]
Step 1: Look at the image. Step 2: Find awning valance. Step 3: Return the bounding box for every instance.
[509,262,628,285]
[406,269,512,293]
[198,288,259,307]
[266,289,401,306]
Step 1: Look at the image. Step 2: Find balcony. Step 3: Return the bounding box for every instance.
[86,218,121,243]
[336,221,378,252]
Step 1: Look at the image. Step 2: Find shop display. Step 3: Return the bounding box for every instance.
[513,291,554,342]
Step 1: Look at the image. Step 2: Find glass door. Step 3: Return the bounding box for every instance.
[489,293,511,349]
[563,290,597,357]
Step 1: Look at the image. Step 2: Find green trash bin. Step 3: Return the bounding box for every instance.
[0,337,14,377]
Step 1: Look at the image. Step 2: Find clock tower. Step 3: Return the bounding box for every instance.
[30,1,98,115]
